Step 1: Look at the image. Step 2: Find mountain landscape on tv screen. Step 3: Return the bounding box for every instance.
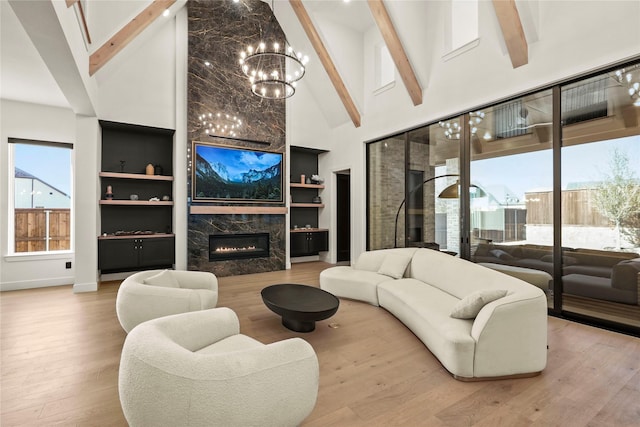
[195,152,282,201]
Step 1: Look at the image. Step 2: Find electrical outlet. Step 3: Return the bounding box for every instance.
[65,262,72,269]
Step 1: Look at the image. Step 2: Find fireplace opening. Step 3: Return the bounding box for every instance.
[209,233,270,261]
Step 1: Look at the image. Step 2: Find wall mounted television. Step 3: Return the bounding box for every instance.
[192,140,283,203]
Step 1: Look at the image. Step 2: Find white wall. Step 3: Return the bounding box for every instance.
[289,0,640,264]
[0,7,181,291]
[96,17,177,129]
[0,100,76,290]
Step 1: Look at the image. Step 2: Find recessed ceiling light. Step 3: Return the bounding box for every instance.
[162,9,170,17]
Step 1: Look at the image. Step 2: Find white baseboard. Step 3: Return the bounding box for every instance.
[1,276,74,292]
[73,282,98,293]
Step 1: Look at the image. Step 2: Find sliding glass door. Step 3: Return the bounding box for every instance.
[405,122,461,253]
[560,65,640,328]
[469,91,555,306]
[365,59,640,334]
[367,135,405,250]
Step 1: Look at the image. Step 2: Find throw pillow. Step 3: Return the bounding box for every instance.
[489,249,515,261]
[450,289,508,319]
[143,269,179,288]
[377,253,412,279]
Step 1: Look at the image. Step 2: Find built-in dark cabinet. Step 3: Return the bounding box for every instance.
[98,121,175,273]
[98,237,175,273]
[290,146,328,258]
[290,230,328,257]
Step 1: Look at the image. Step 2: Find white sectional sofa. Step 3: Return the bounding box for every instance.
[320,248,548,380]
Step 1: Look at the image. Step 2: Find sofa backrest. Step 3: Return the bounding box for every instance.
[611,258,640,293]
[409,248,537,299]
[354,248,418,277]
[568,249,639,268]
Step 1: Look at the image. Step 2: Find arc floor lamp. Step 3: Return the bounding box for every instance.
[393,174,486,248]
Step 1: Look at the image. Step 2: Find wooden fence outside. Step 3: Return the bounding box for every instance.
[525,189,610,226]
[14,208,71,252]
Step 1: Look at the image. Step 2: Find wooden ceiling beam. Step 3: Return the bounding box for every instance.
[367,0,422,106]
[289,0,361,128]
[492,0,528,68]
[65,0,79,7]
[89,0,175,76]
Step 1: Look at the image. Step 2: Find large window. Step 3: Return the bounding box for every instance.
[366,59,640,334]
[367,135,405,250]
[367,120,461,253]
[469,91,554,306]
[560,66,640,328]
[10,139,72,253]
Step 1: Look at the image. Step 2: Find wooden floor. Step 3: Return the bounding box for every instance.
[2,262,640,426]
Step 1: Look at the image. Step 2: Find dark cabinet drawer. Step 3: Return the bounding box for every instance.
[291,231,328,257]
[98,236,174,273]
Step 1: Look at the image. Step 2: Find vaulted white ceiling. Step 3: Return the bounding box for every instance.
[0,0,532,128]
[0,0,69,108]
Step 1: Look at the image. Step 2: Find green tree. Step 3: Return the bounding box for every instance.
[592,148,640,249]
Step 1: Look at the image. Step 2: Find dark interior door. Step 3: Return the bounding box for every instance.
[336,173,351,262]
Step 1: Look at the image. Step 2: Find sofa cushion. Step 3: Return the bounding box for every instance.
[143,269,179,288]
[489,249,515,261]
[563,274,636,305]
[320,266,392,306]
[354,248,418,274]
[562,264,612,278]
[378,278,476,378]
[450,289,508,319]
[540,254,578,265]
[513,259,554,275]
[611,258,640,292]
[410,249,531,300]
[377,253,412,279]
[478,263,552,291]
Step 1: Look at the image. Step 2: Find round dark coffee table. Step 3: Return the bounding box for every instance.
[261,284,339,332]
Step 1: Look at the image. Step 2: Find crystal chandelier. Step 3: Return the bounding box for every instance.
[615,68,640,107]
[197,112,242,137]
[238,1,308,99]
[438,111,485,139]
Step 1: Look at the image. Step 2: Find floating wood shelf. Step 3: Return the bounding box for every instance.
[99,172,174,181]
[290,228,328,233]
[99,200,174,206]
[290,203,324,208]
[98,233,175,240]
[290,183,325,189]
[190,206,288,215]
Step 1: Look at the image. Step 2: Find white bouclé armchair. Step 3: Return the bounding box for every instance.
[118,307,319,427]
[116,269,218,333]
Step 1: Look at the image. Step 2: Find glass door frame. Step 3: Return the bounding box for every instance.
[365,56,640,336]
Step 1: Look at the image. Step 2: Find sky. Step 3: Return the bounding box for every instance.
[470,135,640,200]
[14,144,72,195]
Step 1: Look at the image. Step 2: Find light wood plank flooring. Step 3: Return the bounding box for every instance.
[2,262,639,426]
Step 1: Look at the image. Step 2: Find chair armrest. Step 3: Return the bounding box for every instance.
[172,270,218,291]
[116,281,216,332]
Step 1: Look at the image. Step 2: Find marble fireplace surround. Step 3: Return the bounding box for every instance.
[187,0,287,277]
